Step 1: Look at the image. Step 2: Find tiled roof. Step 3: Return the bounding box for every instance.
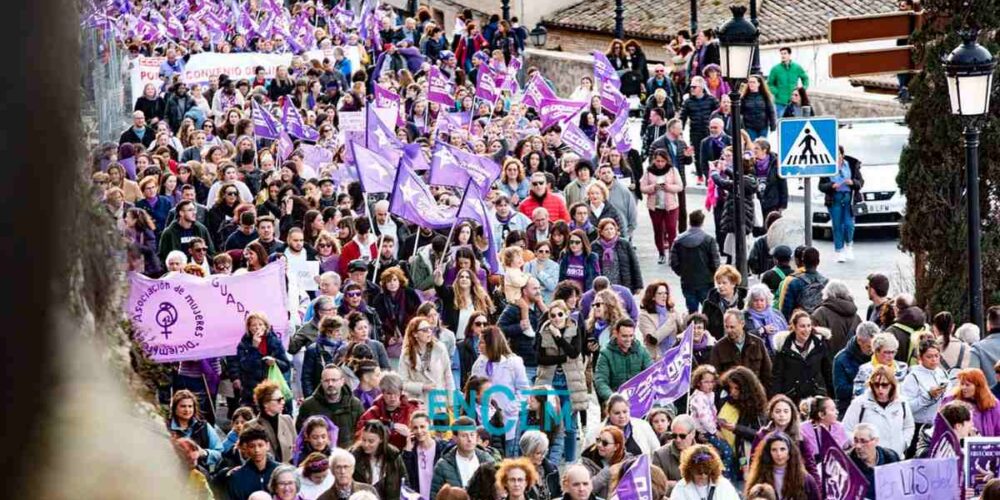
[543,0,899,45]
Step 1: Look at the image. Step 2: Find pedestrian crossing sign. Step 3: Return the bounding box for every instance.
[777,117,839,178]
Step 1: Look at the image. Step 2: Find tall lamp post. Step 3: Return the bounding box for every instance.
[615,0,624,40]
[717,5,758,283]
[749,0,761,75]
[943,31,996,333]
[502,0,510,21]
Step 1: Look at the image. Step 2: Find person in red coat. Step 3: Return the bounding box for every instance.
[339,218,378,279]
[455,22,489,73]
[519,172,570,223]
[356,372,421,450]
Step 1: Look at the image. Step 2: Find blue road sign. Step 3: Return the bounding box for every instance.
[778,117,839,178]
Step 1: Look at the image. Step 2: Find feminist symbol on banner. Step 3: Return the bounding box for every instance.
[155,302,179,339]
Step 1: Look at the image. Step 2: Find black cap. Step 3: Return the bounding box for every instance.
[348,259,368,272]
[771,245,792,262]
[318,178,335,186]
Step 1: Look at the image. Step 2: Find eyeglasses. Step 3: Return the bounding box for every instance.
[537,248,550,254]
[569,240,583,245]
[668,432,689,440]
[270,396,286,403]
[552,312,566,318]
[853,437,874,445]
[225,191,239,196]
[598,439,615,447]
[473,321,488,327]
[417,326,434,332]
[872,382,892,389]
[317,242,333,248]
[593,303,605,308]
[346,291,362,298]
[532,181,546,186]
[191,247,206,253]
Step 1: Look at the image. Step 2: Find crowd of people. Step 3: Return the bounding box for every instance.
[85,0,1000,499]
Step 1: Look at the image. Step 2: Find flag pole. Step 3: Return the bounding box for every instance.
[437,178,474,270]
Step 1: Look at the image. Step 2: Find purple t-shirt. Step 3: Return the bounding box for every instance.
[564,254,586,287]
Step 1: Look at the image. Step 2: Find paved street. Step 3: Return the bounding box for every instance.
[625,119,914,313]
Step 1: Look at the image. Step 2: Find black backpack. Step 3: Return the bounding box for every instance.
[796,272,828,313]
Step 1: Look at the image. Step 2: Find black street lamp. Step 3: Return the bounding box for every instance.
[502,0,510,21]
[717,5,758,283]
[615,0,624,40]
[690,0,698,37]
[529,23,548,48]
[749,0,761,75]
[943,30,996,333]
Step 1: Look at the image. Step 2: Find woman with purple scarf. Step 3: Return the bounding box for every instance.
[744,283,789,355]
[751,138,788,226]
[559,228,600,292]
[594,218,643,294]
[292,415,339,466]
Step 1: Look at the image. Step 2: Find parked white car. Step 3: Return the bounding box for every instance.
[810,118,908,239]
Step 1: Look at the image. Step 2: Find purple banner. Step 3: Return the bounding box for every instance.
[252,100,282,140]
[126,262,289,363]
[931,412,964,496]
[819,426,868,500]
[282,98,319,141]
[538,96,587,132]
[475,65,500,103]
[428,141,501,197]
[617,324,693,417]
[612,455,652,500]
[299,144,334,172]
[428,66,454,107]
[600,78,627,116]
[350,141,397,194]
[457,184,499,272]
[366,105,404,152]
[276,130,294,162]
[522,73,556,110]
[561,122,597,159]
[608,111,633,153]
[389,162,458,230]
[593,50,621,86]
[373,83,402,127]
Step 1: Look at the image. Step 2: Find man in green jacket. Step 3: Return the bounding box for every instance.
[430,416,496,498]
[767,47,810,118]
[296,365,363,447]
[157,200,214,264]
[595,318,652,408]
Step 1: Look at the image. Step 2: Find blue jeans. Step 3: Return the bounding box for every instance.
[747,128,769,141]
[830,191,856,251]
[683,284,712,313]
[552,371,576,464]
[525,365,537,385]
[775,103,787,118]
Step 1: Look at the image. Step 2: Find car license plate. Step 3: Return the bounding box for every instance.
[867,202,891,213]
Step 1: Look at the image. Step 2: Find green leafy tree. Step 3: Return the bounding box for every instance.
[897,0,1000,319]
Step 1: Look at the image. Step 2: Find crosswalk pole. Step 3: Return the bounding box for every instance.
[804,180,813,246]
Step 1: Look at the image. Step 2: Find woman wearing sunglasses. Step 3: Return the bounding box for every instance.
[558,229,600,292]
[579,425,630,498]
[245,379,296,464]
[842,364,915,457]
[398,316,455,409]
[456,311,490,390]
[534,300,588,463]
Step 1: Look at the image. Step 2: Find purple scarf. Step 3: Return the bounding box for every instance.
[655,304,670,328]
[569,220,594,234]
[755,156,770,178]
[598,236,619,267]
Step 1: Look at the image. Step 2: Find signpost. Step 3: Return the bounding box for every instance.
[828,10,943,79]
[777,114,836,246]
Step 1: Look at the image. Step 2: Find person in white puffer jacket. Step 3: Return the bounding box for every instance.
[843,364,915,457]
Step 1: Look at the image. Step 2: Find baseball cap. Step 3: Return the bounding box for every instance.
[771,245,792,262]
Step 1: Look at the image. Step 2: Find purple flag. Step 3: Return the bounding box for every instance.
[299,144,334,171]
[373,83,400,110]
[402,144,430,171]
[610,456,652,500]
[538,96,586,132]
[350,141,398,194]
[929,412,965,496]
[475,65,500,103]
[126,262,289,362]
[366,106,404,151]
[282,99,319,141]
[429,142,501,197]
[389,163,458,230]
[593,50,621,86]
[818,426,869,500]
[428,66,454,107]
[457,183,499,272]
[561,122,597,159]
[608,111,633,153]
[277,130,294,162]
[522,73,556,110]
[252,100,282,140]
[600,78,627,115]
[617,324,693,417]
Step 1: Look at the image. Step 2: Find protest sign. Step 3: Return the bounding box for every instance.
[287,259,319,292]
[126,262,289,363]
[818,426,868,500]
[874,457,959,500]
[609,456,652,500]
[965,437,1000,495]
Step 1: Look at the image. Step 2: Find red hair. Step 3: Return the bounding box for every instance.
[955,369,997,410]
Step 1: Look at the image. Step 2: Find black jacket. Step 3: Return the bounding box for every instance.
[164,92,196,131]
[680,93,719,138]
[119,126,155,147]
[699,134,732,175]
[134,96,165,123]
[818,155,865,207]
[267,79,295,102]
[592,238,644,293]
[740,91,777,132]
[771,332,835,403]
[370,287,421,346]
[702,287,747,340]
[669,227,720,289]
[754,153,788,213]
[714,170,757,235]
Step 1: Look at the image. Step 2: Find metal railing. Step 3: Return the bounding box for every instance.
[80,27,130,145]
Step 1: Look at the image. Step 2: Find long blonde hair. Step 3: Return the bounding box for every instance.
[586,289,624,331]
[454,268,494,314]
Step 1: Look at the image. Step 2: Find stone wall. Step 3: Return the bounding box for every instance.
[523,48,906,119]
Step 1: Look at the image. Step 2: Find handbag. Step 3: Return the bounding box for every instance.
[851,202,868,217]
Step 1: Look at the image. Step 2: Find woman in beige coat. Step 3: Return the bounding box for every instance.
[247,380,296,464]
[398,315,455,409]
[638,280,686,360]
[536,300,589,462]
